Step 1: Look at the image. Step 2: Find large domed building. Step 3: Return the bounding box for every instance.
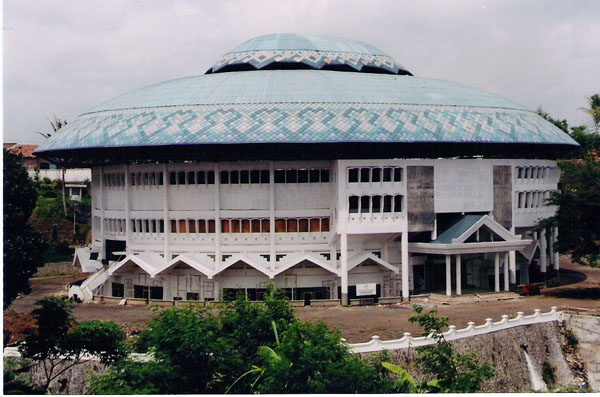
[36,34,578,305]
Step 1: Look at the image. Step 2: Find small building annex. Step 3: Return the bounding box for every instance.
[35,34,579,305]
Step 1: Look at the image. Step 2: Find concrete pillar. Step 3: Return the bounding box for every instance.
[540,228,547,273]
[494,252,500,292]
[445,254,452,297]
[401,232,409,301]
[214,163,221,268]
[504,252,509,292]
[99,166,105,262]
[553,227,559,270]
[162,164,170,260]
[340,232,348,305]
[455,254,462,296]
[124,164,131,254]
[269,162,275,271]
[509,250,517,288]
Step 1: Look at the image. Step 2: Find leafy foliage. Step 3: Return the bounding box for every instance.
[19,297,127,392]
[541,157,600,267]
[3,149,47,308]
[409,305,495,392]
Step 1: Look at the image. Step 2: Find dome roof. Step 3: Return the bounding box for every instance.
[207,33,411,75]
[36,34,578,164]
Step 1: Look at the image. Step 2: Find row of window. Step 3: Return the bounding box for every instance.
[516,191,553,209]
[113,217,331,234]
[131,171,165,186]
[348,167,403,183]
[516,166,559,180]
[349,195,403,213]
[104,173,126,187]
[273,168,330,183]
[165,168,331,186]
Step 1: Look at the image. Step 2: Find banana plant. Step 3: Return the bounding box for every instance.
[382,361,440,393]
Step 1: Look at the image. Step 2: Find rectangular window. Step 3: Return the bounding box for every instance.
[320,169,330,183]
[221,220,231,233]
[170,172,177,185]
[321,218,330,232]
[251,219,261,233]
[372,168,381,182]
[261,219,270,233]
[198,219,206,233]
[250,170,260,184]
[178,171,186,185]
[187,171,195,184]
[348,168,359,183]
[150,172,156,186]
[286,169,297,183]
[197,171,206,185]
[143,219,149,233]
[130,173,136,186]
[393,168,402,182]
[360,196,370,213]
[220,170,229,184]
[349,196,359,213]
[120,173,125,186]
[394,195,403,212]
[208,219,215,233]
[260,170,270,184]
[383,167,392,182]
[170,220,177,233]
[310,218,321,232]
[275,219,286,233]
[189,220,196,233]
[179,219,187,233]
[241,219,250,233]
[142,173,148,185]
[360,168,370,183]
[274,169,285,183]
[112,283,125,298]
[231,219,240,233]
[186,292,200,301]
[230,170,239,184]
[131,219,137,233]
[298,169,309,183]
[372,195,382,212]
[136,173,142,186]
[309,169,320,183]
[287,218,298,232]
[158,172,164,185]
[207,171,215,184]
[150,286,163,300]
[240,170,250,184]
[159,220,164,233]
[151,220,156,233]
[298,218,309,232]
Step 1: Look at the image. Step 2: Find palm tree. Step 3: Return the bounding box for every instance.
[581,94,600,134]
[37,117,68,216]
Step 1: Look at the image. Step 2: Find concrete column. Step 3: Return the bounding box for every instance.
[455,254,462,296]
[269,162,275,271]
[340,231,349,305]
[504,252,509,292]
[553,227,559,270]
[445,254,452,297]
[494,252,500,292]
[509,250,517,287]
[214,163,221,268]
[162,164,170,260]
[539,228,547,273]
[124,164,131,254]
[401,231,409,301]
[99,166,105,262]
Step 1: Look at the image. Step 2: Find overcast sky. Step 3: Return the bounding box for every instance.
[3,0,599,144]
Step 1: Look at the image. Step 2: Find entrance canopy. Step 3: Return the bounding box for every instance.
[408,215,530,255]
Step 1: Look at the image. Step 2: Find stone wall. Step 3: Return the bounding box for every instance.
[34,262,79,277]
[563,314,600,391]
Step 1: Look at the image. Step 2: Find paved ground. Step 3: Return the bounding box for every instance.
[6,256,599,343]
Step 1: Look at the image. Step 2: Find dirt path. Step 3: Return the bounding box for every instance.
[5,256,598,343]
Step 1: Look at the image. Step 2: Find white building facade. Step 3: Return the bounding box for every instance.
[36,34,577,305]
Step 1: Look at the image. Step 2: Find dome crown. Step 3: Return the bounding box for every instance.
[207,33,411,75]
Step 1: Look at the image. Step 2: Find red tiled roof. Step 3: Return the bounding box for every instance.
[5,144,39,158]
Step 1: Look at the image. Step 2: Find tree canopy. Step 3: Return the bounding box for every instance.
[3,149,47,308]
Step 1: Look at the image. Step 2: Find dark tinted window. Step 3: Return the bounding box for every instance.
[320,169,330,182]
[309,169,320,183]
[274,169,285,183]
[348,168,359,183]
[286,169,297,183]
[372,168,381,182]
[260,170,270,184]
[220,171,229,184]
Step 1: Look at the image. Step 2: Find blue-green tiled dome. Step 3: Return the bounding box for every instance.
[35,34,578,162]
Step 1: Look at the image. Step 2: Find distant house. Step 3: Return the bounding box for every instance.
[4,142,91,198]
[4,143,53,170]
